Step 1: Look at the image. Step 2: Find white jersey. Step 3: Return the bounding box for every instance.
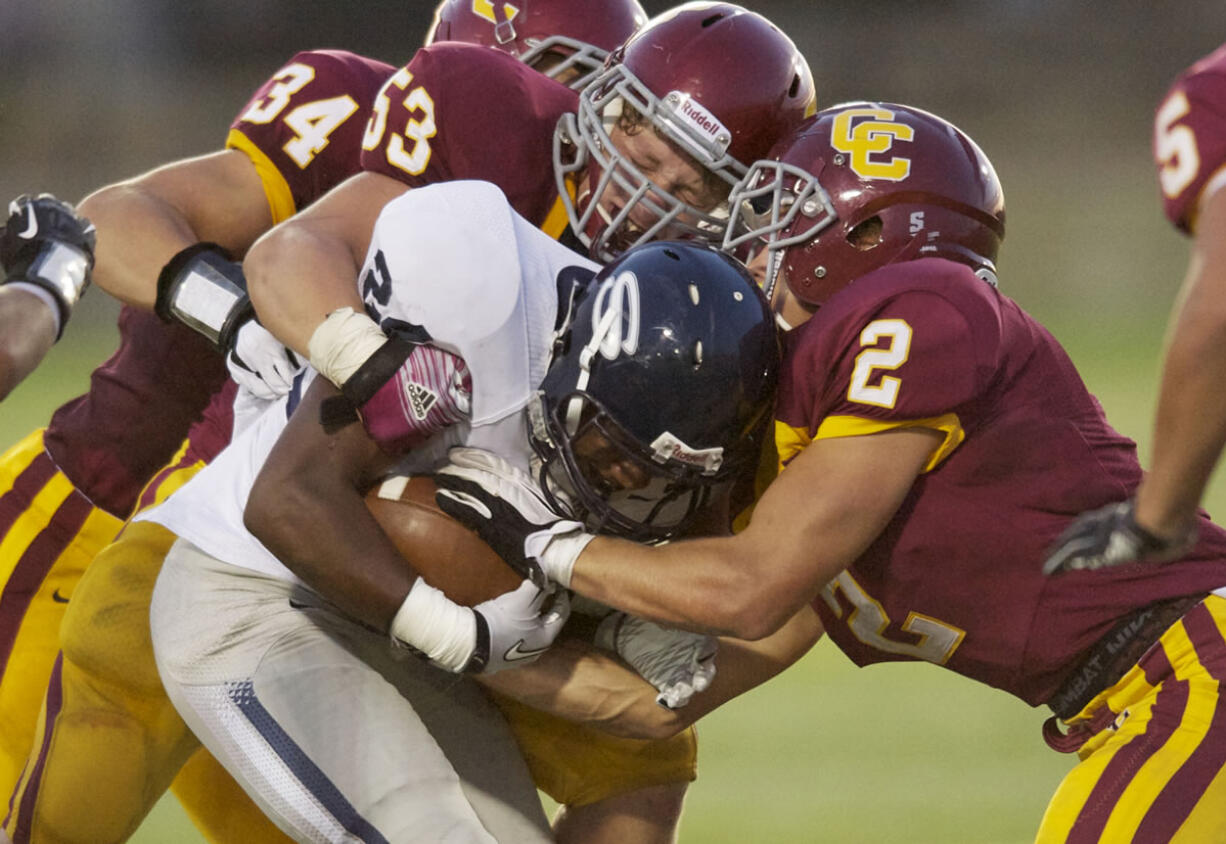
[140,180,597,583]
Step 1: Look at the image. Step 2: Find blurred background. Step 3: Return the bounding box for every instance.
[2,1,1224,841]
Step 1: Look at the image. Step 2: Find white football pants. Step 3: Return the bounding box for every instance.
[151,538,552,844]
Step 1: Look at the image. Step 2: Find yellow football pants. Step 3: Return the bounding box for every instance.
[1037,594,1226,843]
[7,485,696,842]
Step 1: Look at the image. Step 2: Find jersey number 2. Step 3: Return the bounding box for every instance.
[822,571,965,664]
[848,319,912,408]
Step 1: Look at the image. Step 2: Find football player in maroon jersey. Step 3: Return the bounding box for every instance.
[243,3,815,446]
[1045,44,1226,578]
[434,102,1226,840]
[1,2,709,840]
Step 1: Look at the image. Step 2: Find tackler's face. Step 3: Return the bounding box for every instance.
[561,95,734,262]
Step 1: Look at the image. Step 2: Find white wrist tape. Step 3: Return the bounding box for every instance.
[389,579,476,673]
[4,282,62,337]
[308,307,388,388]
[539,529,596,589]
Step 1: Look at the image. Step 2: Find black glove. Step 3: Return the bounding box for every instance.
[1,193,96,338]
[1042,497,1197,576]
[430,448,591,589]
[432,472,552,588]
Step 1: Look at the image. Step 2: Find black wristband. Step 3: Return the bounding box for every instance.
[463,611,492,673]
[155,242,251,351]
[319,336,420,434]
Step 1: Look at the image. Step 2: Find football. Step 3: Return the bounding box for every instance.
[365,474,522,606]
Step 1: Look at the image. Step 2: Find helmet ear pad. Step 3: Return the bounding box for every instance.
[782,199,1004,308]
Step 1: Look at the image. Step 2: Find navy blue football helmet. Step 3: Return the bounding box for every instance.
[532,240,779,541]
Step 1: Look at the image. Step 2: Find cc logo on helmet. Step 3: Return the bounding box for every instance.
[470,0,519,26]
[831,107,914,182]
[591,270,641,361]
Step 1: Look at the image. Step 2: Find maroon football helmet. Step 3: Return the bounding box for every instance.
[426,0,646,90]
[554,2,817,261]
[725,102,1006,308]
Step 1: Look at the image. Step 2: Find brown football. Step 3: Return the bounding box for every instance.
[365,474,522,606]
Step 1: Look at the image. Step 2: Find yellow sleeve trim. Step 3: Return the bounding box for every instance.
[225,129,298,224]
[815,412,964,472]
[540,176,578,241]
[774,418,812,470]
[775,412,964,474]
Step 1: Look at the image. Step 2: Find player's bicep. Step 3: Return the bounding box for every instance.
[245,171,408,355]
[256,375,391,502]
[742,427,939,592]
[116,149,273,254]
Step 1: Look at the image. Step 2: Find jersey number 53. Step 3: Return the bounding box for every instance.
[362,68,438,177]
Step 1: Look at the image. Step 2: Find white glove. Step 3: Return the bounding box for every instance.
[227,320,304,401]
[473,581,572,673]
[595,612,717,709]
[433,447,595,588]
[391,579,571,674]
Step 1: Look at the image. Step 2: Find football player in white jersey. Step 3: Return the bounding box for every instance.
[141,179,783,842]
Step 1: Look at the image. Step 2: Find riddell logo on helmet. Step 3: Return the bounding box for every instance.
[650,432,723,474]
[681,100,721,136]
[665,91,731,154]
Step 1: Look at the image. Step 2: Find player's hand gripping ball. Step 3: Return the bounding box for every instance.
[365,474,523,606]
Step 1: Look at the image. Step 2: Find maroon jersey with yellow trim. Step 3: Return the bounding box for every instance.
[229,49,395,219]
[777,258,1226,706]
[41,51,393,516]
[1155,42,1226,232]
[175,49,397,467]
[360,42,578,230]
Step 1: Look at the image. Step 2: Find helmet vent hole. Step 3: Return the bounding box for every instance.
[848,216,883,251]
[788,75,801,98]
[700,13,726,27]
[688,283,700,305]
[662,248,682,262]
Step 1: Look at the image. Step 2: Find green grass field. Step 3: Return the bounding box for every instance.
[3,306,1221,844]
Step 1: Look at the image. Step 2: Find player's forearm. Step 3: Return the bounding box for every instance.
[477,638,685,740]
[0,287,57,400]
[694,606,824,719]
[1136,195,1226,538]
[1136,284,1226,535]
[78,182,201,308]
[245,380,410,628]
[246,462,414,629]
[570,533,790,640]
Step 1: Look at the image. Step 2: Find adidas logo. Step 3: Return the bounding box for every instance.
[406,382,438,420]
